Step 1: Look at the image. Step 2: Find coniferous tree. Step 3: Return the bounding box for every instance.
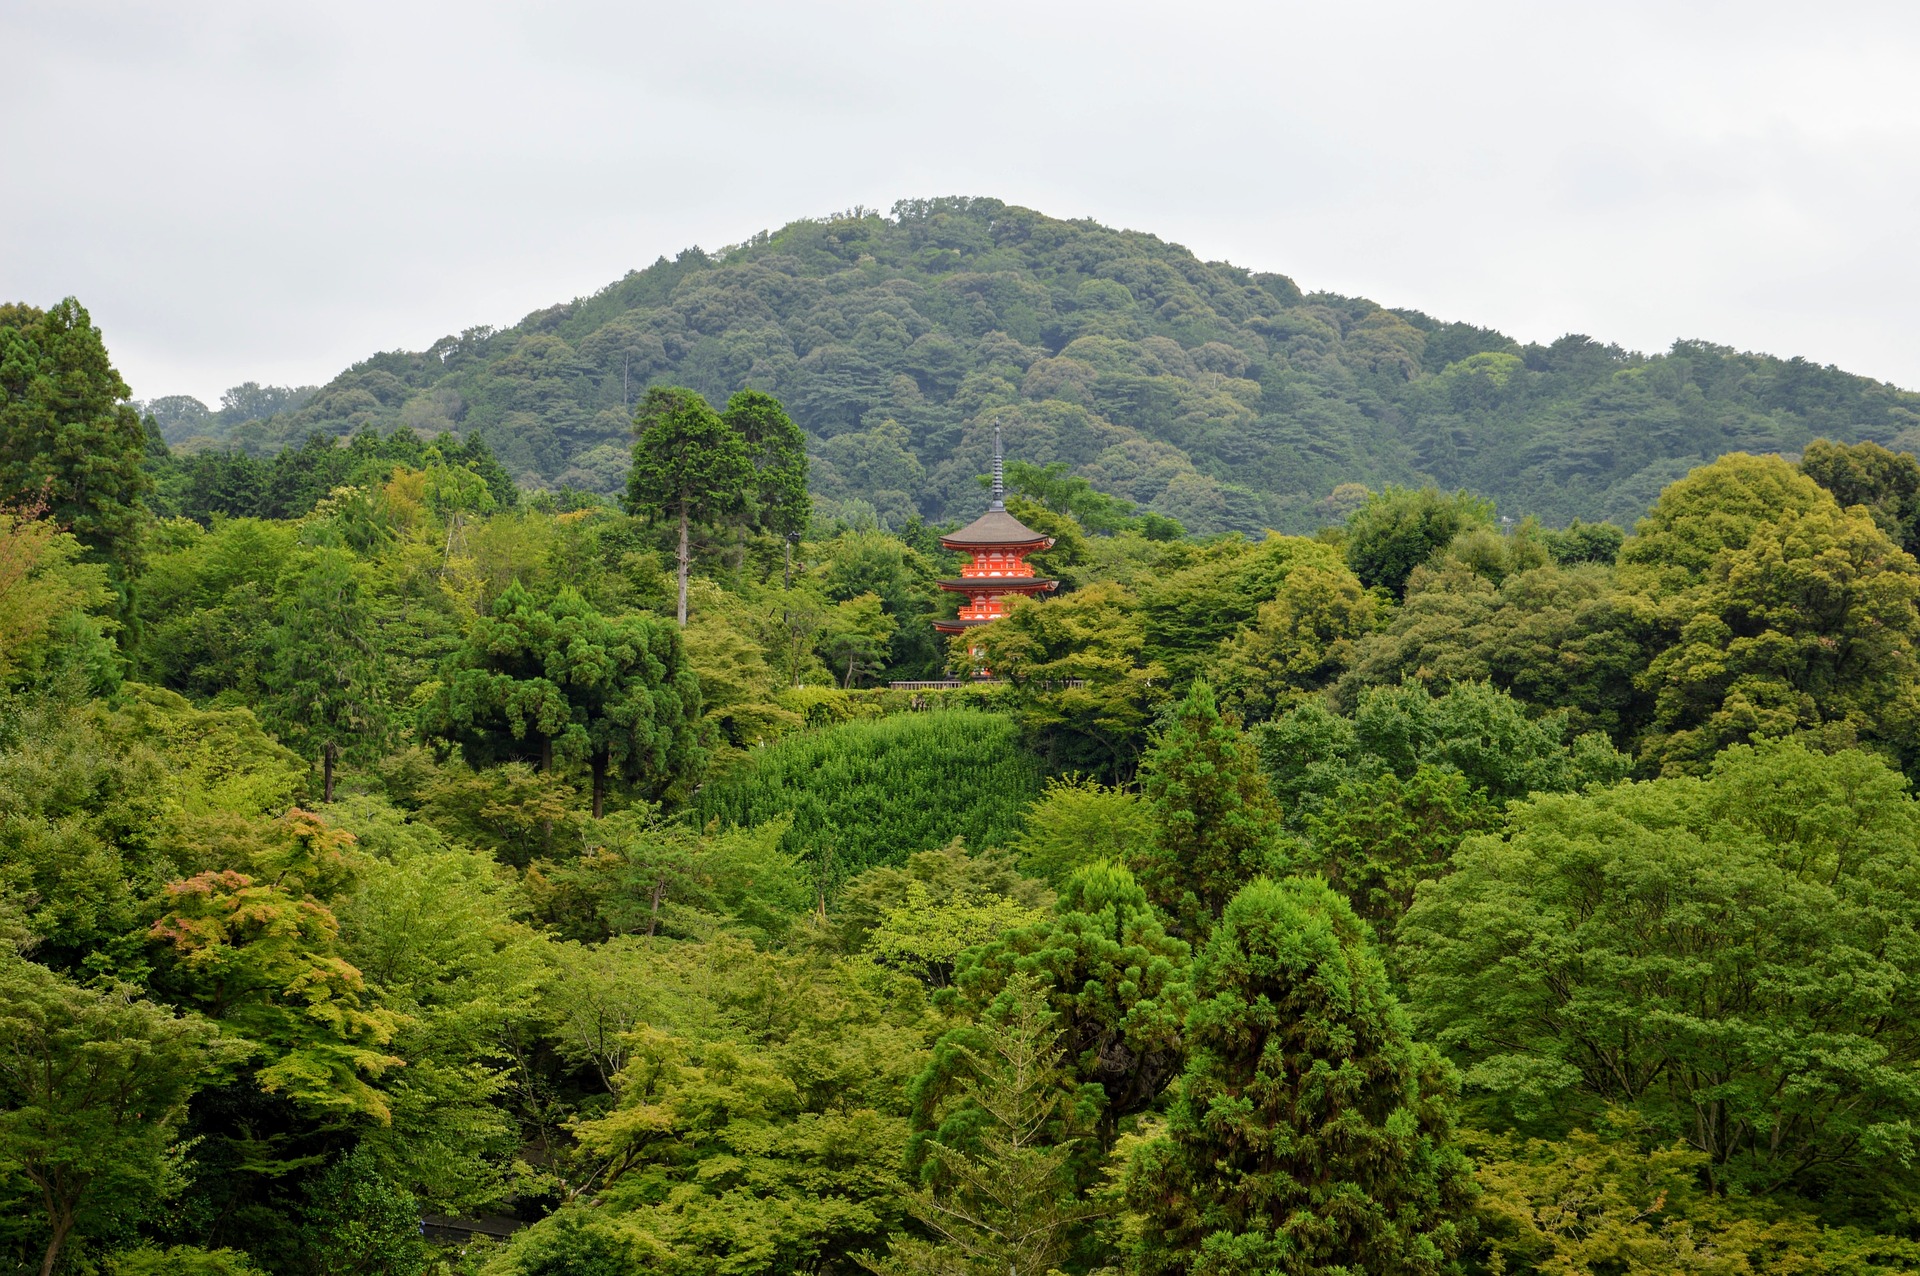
[868,974,1102,1276]
[625,387,752,626]
[0,299,151,593]
[1125,877,1474,1276]
[722,388,810,539]
[1135,680,1286,938]
[418,582,703,815]
[945,860,1191,1149]
[260,548,387,802]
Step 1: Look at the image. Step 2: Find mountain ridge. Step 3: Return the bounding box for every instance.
[155,196,1920,533]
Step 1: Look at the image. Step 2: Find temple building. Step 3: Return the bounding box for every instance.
[933,428,1058,636]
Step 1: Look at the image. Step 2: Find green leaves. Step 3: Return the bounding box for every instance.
[1399,740,1920,1199]
[0,956,230,1276]
[1344,485,1495,599]
[1137,680,1287,939]
[1124,877,1473,1276]
[0,299,151,590]
[418,581,704,813]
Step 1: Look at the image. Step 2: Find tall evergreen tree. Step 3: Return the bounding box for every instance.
[0,299,152,592]
[944,861,1190,1150]
[722,388,810,538]
[260,549,388,802]
[1135,680,1287,937]
[418,582,703,815]
[1124,877,1473,1276]
[868,974,1102,1276]
[625,387,752,625]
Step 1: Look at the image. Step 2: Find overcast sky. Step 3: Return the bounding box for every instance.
[6,1,1919,405]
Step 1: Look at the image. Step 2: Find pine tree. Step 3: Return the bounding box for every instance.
[625,387,752,626]
[418,582,703,815]
[1135,680,1287,937]
[868,973,1102,1276]
[1125,877,1474,1276]
[722,388,810,539]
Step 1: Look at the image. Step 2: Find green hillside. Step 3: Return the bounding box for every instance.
[160,197,1920,533]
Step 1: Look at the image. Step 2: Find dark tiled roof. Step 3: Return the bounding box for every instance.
[939,506,1054,548]
[936,578,1058,590]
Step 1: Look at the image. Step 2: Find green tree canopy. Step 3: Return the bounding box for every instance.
[722,388,810,539]
[943,861,1191,1149]
[418,581,704,815]
[1343,485,1494,599]
[870,973,1103,1276]
[0,299,151,590]
[625,386,753,625]
[1136,680,1287,939]
[1124,876,1473,1276]
[1800,437,1920,555]
[1401,740,1920,1202]
[1639,499,1920,772]
[259,548,388,801]
[0,956,231,1276]
[970,582,1167,779]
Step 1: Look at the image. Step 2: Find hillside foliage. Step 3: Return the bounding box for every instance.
[140,199,1920,535]
[12,242,1920,1276]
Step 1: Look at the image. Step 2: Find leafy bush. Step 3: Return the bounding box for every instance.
[694,710,1043,877]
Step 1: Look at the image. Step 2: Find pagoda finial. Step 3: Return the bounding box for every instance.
[990,425,1005,511]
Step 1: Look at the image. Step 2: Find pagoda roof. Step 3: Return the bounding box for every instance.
[936,578,1059,591]
[940,504,1054,549]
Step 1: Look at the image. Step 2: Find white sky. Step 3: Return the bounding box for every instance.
[5,1,1919,405]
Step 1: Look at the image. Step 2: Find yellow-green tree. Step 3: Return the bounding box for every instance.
[969,583,1167,779]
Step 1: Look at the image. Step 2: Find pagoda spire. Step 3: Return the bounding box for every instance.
[931,428,1057,637]
[989,424,1005,511]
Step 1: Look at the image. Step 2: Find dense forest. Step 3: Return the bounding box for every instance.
[13,267,1920,1276]
[139,198,1920,535]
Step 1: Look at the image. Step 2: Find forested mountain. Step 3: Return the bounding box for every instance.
[153,197,1920,533]
[16,292,1920,1274]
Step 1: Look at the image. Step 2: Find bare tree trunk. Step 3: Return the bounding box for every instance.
[648,877,666,937]
[844,655,857,689]
[591,755,607,820]
[676,505,691,627]
[322,741,336,803]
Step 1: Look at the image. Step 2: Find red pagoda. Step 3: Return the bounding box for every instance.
[933,427,1058,636]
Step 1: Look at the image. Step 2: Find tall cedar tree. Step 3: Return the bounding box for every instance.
[1136,680,1287,938]
[625,387,752,626]
[418,582,702,815]
[1125,877,1473,1276]
[868,974,1103,1276]
[260,549,388,802]
[0,299,151,593]
[722,388,811,538]
[943,861,1191,1151]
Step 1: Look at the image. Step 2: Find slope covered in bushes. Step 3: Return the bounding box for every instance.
[161,198,1920,533]
[694,708,1042,875]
